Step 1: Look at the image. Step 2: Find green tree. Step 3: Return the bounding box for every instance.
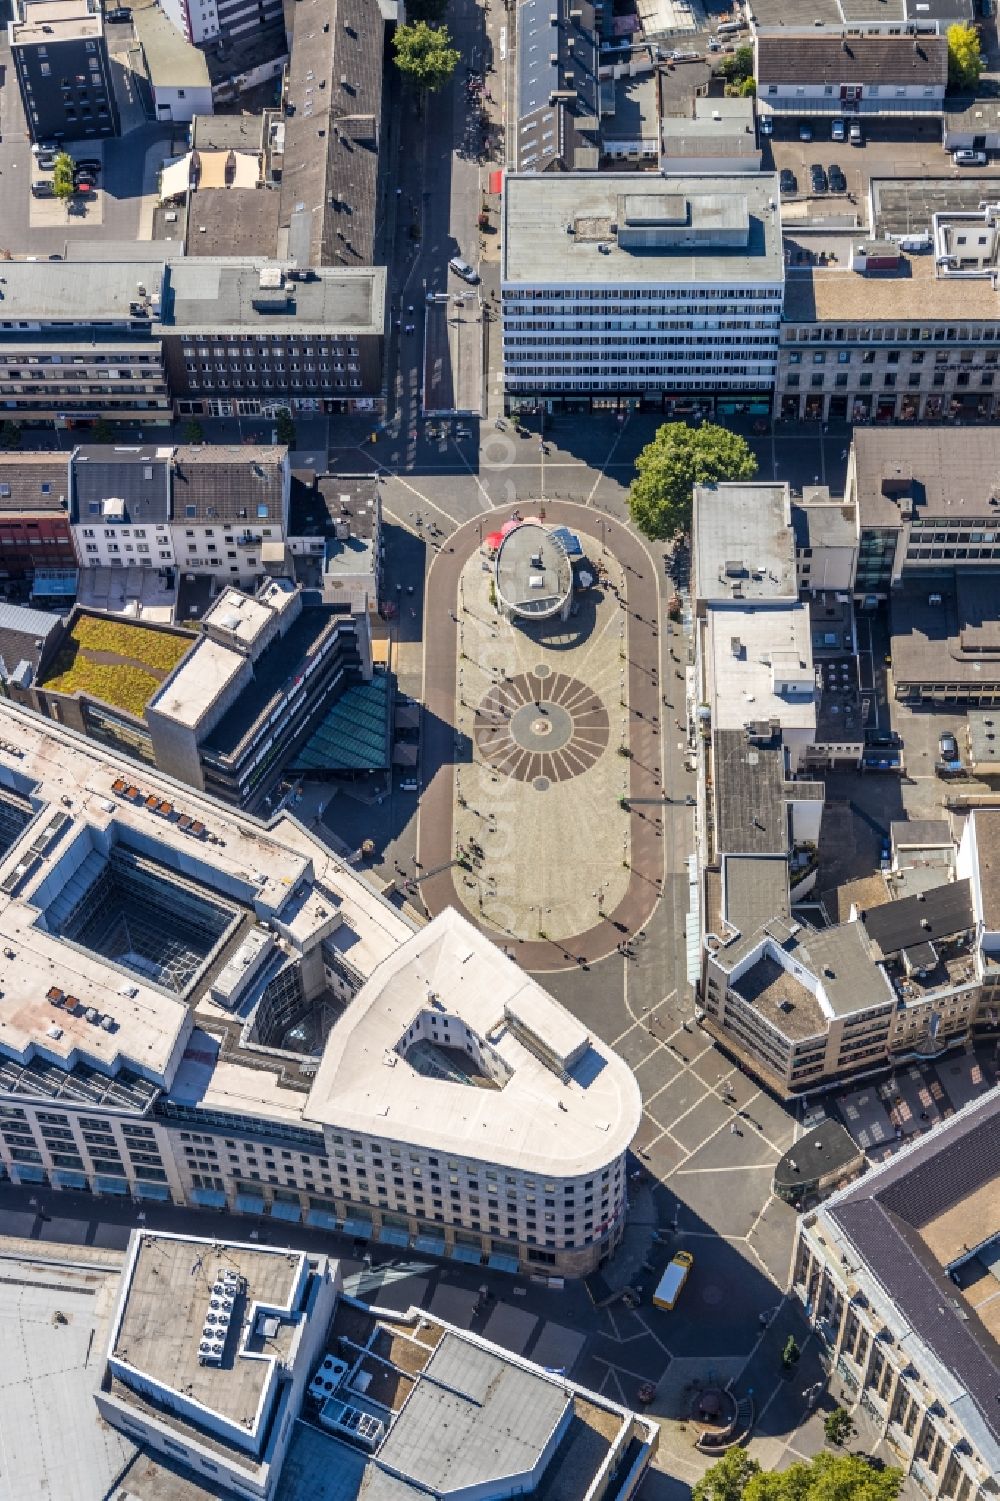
[393,21,460,97]
[782,1335,801,1368]
[274,407,296,448]
[91,417,114,443]
[0,421,22,450]
[720,45,754,82]
[947,22,982,91]
[746,1453,902,1501]
[628,421,758,540]
[182,419,204,444]
[823,1408,856,1447]
[52,151,76,204]
[693,1449,761,1501]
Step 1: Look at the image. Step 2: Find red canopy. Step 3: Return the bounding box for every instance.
[500,518,522,536]
[484,531,504,551]
[489,169,503,195]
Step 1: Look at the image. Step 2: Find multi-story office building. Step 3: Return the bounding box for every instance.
[777,214,1000,426]
[0,258,386,429]
[848,427,1000,703]
[0,261,171,428]
[792,1090,1000,1501]
[97,1229,657,1501]
[500,173,784,415]
[146,580,373,807]
[9,0,119,145]
[0,702,641,1279]
[160,261,385,419]
[0,454,77,599]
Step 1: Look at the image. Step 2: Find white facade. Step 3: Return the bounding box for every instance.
[501,173,784,404]
[73,514,176,568]
[0,703,639,1278]
[151,81,214,123]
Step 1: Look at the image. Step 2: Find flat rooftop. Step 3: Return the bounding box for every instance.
[159,261,385,336]
[111,1233,305,1437]
[783,247,1000,324]
[706,603,816,733]
[0,262,165,324]
[201,607,343,758]
[712,727,824,857]
[305,906,642,1178]
[851,427,1000,528]
[11,0,101,43]
[694,483,795,606]
[502,173,784,286]
[890,573,1000,689]
[0,699,414,1103]
[495,523,573,616]
[132,0,211,88]
[375,1333,570,1495]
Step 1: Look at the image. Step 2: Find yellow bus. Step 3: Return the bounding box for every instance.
[652,1250,694,1311]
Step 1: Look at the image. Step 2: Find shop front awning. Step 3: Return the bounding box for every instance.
[134,1182,170,1201]
[450,1244,483,1266]
[487,1252,520,1274]
[270,1199,302,1223]
[235,1191,266,1215]
[379,1226,410,1248]
[191,1188,226,1208]
[343,1217,373,1239]
[307,1208,340,1230]
[414,1235,446,1256]
[94,1175,129,1195]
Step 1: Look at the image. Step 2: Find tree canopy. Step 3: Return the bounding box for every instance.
[947,22,982,91]
[695,1450,902,1501]
[627,421,758,539]
[52,152,76,204]
[393,21,461,92]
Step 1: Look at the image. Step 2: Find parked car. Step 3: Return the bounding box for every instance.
[105,5,132,19]
[75,158,102,174]
[36,154,58,172]
[74,169,98,186]
[30,181,56,198]
[758,114,773,135]
[938,730,959,761]
[779,168,797,194]
[448,255,479,284]
[831,118,846,141]
[828,164,847,192]
[849,121,863,146]
[799,122,813,141]
[953,148,987,166]
[31,140,59,155]
[810,163,828,192]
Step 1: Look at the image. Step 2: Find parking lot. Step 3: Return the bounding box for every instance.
[764,123,1000,225]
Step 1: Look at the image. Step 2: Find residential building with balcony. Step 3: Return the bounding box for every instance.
[792,1089,1000,1501]
[0,701,641,1277]
[500,173,784,415]
[9,0,119,145]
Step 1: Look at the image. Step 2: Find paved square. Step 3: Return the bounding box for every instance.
[453,529,632,942]
[529,1320,587,1372]
[481,1303,538,1354]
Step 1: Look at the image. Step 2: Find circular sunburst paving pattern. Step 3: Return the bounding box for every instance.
[474,670,609,784]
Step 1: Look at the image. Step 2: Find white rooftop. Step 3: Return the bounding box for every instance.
[305,907,642,1177]
[0,701,413,1097]
[693,483,797,607]
[146,636,245,731]
[706,603,817,734]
